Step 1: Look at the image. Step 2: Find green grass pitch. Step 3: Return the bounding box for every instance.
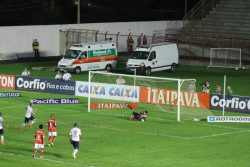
[0,60,249,167]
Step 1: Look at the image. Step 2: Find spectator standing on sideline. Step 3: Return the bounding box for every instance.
[216,84,222,94]
[62,70,72,81]
[142,35,147,45]
[116,76,126,85]
[188,81,196,92]
[127,36,134,54]
[137,36,141,47]
[32,39,40,58]
[32,124,45,158]
[22,68,31,77]
[70,123,82,159]
[227,86,233,95]
[55,71,63,80]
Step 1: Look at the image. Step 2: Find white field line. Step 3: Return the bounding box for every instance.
[190,129,250,140]
[197,122,248,131]
[0,105,26,110]
[0,151,82,166]
[87,124,191,140]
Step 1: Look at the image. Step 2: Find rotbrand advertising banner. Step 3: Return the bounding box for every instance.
[15,76,75,95]
[210,94,250,113]
[207,116,250,123]
[0,74,15,90]
[139,87,210,109]
[75,81,139,102]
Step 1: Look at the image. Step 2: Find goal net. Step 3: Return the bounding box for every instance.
[88,71,213,122]
[208,48,242,69]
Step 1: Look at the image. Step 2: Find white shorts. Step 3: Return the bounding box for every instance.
[48,132,57,137]
[34,144,44,149]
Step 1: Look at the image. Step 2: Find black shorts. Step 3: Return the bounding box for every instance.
[0,129,3,135]
[71,140,80,149]
[24,115,35,123]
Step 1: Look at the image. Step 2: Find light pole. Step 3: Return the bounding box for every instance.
[75,0,80,24]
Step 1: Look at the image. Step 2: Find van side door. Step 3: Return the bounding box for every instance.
[148,51,157,68]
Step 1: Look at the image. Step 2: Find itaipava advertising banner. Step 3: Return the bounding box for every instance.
[139,87,210,109]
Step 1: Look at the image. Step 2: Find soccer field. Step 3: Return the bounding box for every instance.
[0,60,250,167]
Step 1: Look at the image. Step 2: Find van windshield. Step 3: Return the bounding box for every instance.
[64,50,81,59]
[130,51,149,60]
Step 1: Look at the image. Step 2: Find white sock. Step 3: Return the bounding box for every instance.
[74,149,78,155]
[21,123,26,128]
[31,120,35,125]
[1,135,4,142]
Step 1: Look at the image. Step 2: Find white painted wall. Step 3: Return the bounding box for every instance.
[0,21,182,60]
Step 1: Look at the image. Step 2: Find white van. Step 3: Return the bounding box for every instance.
[126,42,179,75]
[57,41,118,74]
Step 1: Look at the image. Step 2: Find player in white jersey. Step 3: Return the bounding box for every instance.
[20,103,36,131]
[69,123,82,159]
[0,112,7,144]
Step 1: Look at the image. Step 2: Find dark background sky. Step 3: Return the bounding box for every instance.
[0,0,199,26]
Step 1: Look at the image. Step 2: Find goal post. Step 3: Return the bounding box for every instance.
[88,71,212,122]
[208,48,242,69]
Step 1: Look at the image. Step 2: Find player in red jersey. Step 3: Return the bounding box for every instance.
[46,114,57,147]
[32,124,45,158]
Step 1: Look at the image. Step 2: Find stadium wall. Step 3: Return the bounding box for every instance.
[0,21,182,60]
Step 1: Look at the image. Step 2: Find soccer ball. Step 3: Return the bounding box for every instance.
[235,67,238,71]
[193,118,200,122]
[141,119,144,122]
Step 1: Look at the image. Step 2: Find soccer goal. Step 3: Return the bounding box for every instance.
[87,71,212,122]
[208,48,243,69]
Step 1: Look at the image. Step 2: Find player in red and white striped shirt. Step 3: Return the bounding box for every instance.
[46,114,57,147]
[32,124,45,158]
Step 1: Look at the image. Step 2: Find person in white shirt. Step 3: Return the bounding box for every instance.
[55,71,63,80]
[22,68,31,77]
[0,112,7,144]
[20,103,36,131]
[188,81,196,92]
[116,76,126,85]
[70,123,82,159]
[63,70,72,81]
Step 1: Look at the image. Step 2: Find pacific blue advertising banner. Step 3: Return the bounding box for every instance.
[15,76,75,95]
[31,98,79,104]
[210,94,250,113]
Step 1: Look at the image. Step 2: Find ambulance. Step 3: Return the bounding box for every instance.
[57,41,118,74]
[126,42,179,75]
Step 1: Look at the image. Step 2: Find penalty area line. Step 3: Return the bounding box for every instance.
[0,151,82,166]
[0,105,26,110]
[87,124,191,140]
[190,129,250,140]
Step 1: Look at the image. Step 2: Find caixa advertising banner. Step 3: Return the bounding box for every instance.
[75,81,139,102]
[210,94,250,113]
[15,76,75,95]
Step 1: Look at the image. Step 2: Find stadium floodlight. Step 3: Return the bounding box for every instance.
[208,48,243,69]
[87,71,212,122]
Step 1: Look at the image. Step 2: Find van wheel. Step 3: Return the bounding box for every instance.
[170,64,176,72]
[105,65,112,72]
[145,67,151,76]
[75,67,81,74]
